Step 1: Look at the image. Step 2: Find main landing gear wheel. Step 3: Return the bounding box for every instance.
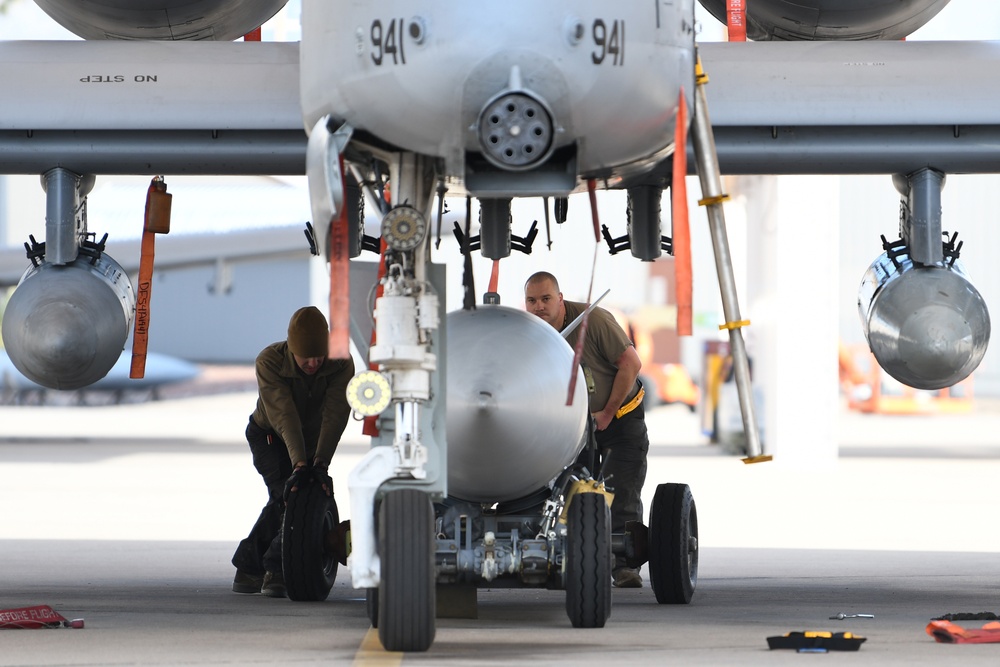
[281,479,339,601]
[378,488,436,652]
[565,492,612,628]
[649,482,698,604]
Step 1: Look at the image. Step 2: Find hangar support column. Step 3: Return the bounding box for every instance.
[745,175,840,467]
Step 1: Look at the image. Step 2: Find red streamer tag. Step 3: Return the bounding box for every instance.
[727,0,747,42]
[328,156,351,361]
[0,605,66,629]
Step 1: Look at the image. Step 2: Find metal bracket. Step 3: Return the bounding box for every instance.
[452,219,538,255]
[306,116,354,230]
[601,224,672,256]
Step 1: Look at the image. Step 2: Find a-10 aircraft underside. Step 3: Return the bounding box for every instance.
[0,7,993,652]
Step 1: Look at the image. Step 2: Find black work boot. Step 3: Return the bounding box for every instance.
[612,567,643,589]
[232,570,264,594]
[261,571,287,598]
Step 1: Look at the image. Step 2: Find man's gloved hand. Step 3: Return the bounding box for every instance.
[283,462,334,501]
[313,460,333,498]
[283,464,311,501]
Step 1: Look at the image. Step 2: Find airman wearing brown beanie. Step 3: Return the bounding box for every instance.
[232,306,354,598]
[286,306,329,358]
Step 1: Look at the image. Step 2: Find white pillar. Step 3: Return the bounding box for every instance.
[745,175,840,467]
[0,176,7,246]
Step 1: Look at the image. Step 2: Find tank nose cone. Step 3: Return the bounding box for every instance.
[24,299,100,375]
[446,306,588,503]
[864,266,990,390]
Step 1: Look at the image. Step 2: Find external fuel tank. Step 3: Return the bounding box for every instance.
[859,252,990,391]
[1,254,135,390]
[445,306,588,503]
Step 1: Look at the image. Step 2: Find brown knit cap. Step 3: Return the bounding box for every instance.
[287,306,329,357]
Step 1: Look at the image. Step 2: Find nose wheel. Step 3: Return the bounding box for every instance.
[377,488,436,651]
[564,492,612,628]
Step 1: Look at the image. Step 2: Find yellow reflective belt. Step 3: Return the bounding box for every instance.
[615,386,645,420]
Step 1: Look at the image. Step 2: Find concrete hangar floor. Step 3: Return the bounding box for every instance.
[3,390,1000,665]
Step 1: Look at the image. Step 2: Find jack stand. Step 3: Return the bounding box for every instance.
[690,56,769,464]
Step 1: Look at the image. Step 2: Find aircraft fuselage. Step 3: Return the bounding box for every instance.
[300,1,696,196]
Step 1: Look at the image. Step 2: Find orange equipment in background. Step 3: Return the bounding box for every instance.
[839,342,973,415]
[607,307,700,411]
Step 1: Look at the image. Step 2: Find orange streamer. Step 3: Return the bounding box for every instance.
[328,157,351,360]
[488,259,500,293]
[727,0,747,42]
[672,89,692,336]
[130,178,171,379]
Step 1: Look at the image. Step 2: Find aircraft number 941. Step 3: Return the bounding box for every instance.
[592,19,624,66]
[371,18,406,66]
[368,18,625,67]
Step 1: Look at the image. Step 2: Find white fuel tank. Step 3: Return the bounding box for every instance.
[859,252,990,390]
[1,254,136,390]
[446,306,588,503]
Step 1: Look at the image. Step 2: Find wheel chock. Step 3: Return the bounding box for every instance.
[325,520,351,565]
[767,631,866,651]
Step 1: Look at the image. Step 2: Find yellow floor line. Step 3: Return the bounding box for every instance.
[352,627,403,667]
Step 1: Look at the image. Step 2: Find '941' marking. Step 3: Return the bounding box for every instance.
[592,19,624,66]
[371,18,406,66]
[368,17,624,67]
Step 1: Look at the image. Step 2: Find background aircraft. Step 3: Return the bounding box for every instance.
[0,348,199,404]
[1,0,999,653]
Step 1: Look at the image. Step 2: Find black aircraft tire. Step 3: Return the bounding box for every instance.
[378,488,436,652]
[649,482,698,604]
[565,492,612,628]
[366,588,378,628]
[281,482,339,602]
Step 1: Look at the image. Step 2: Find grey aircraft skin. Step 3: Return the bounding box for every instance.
[0,0,992,654]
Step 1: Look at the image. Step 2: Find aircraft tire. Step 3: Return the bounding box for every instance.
[281,481,339,602]
[648,482,698,604]
[378,488,436,652]
[366,588,378,628]
[565,491,612,628]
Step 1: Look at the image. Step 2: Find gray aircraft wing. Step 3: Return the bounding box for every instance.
[2,40,1000,176]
